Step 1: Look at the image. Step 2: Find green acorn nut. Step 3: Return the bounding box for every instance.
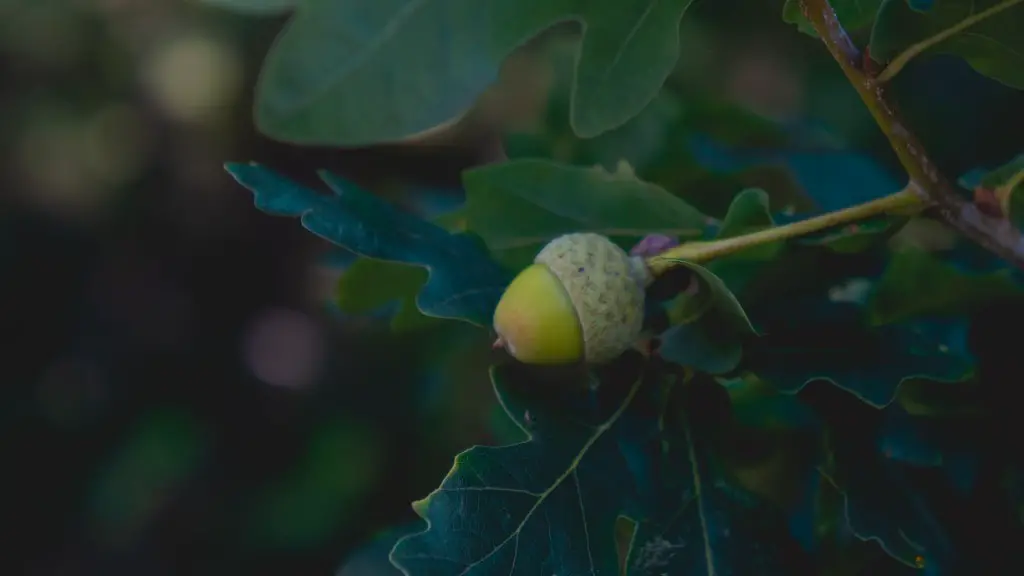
[492,232,650,365]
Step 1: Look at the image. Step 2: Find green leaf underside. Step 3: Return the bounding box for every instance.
[658,190,768,374]
[659,260,758,375]
[714,190,776,244]
[782,0,884,36]
[456,159,710,269]
[870,0,1024,89]
[658,315,744,375]
[744,316,974,407]
[226,163,510,327]
[867,248,1023,325]
[390,357,660,575]
[255,0,697,145]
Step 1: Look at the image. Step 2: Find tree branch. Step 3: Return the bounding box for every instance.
[799,0,1024,270]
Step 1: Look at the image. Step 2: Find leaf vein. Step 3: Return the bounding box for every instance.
[454,377,645,575]
[573,469,596,574]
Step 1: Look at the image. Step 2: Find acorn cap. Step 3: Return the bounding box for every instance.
[534,233,648,364]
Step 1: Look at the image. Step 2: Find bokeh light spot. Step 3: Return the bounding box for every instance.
[142,33,242,123]
[244,308,325,390]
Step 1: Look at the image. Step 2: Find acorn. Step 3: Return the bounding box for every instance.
[492,233,651,365]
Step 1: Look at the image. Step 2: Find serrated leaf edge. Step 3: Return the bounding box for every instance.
[768,367,975,409]
[816,466,929,570]
[388,366,646,576]
[225,162,506,329]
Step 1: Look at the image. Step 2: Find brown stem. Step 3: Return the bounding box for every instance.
[798,0,1024,270]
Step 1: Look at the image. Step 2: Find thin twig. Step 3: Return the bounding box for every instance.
[877,0,1024,83]
[799,0,1024,271]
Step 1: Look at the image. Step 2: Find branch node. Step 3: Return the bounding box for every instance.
[797,0,1024,271]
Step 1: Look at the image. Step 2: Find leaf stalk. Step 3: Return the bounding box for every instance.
[644,187,922,275]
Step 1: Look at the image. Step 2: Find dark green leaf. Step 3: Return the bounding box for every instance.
[782,0,884,36]
[720,375,821,430]
[625,387,813,575]
[878,404,978,494]
[895,378,983,417]
[688,135,904,213]
[714,189,778,249]
[456,158,711,269]
[658,260,757,374]
[390,354,662,576]
[687,137,905,253]
[503,79,787,194]
[656,190,770,374]
[504,59,689,175]
[657,311,744,375]
[870,0,1024,89]
[199,0,296,14]
[787,469,849,561]
[866,248,1023,325]
[226,163,510,327]
[744,300,974,406]
[823,429,954,572]
[255,0,697,145]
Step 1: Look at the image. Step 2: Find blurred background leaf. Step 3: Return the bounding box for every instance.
[870,0,1024,89]
[199,0,297,15]
[4,0,1024,574]
[782,0,884,36]
[252,0,697,145]
[866,248,1024,325]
